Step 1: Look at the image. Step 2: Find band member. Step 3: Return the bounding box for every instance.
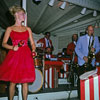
[37,32,54,52]
[75,25,100,99]
[57,48,68,58]
[45,47,54,60]
[0,6,36,100]
[67,34,78,63]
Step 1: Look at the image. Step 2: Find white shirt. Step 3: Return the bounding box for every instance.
[45,54,51,59]
[86,34,93,46]
[73,41,77,45]
[45,38,51,47]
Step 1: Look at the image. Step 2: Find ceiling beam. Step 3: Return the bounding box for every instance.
[65,20,99,33]
[61,0,100,11]
[52,15,100,34]
[3,0,21,7]
[38,6,75,33]
[55,21,95,36]
[46,10,92,32]
[32,5,48,29]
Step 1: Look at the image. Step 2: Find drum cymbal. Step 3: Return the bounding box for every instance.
[36,47,45,56]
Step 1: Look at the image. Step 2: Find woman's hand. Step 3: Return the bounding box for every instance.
[32,50,37,58]
[13,45,19,51]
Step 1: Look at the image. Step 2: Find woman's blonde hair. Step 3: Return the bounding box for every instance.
[9,5,26,16]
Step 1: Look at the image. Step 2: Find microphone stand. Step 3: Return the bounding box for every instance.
[17,84,22,100]
[42,49,50,89]
[42,52,45,89]
[67,51,76,99]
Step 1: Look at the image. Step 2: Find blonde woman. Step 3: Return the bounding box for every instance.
[0,5,36,100]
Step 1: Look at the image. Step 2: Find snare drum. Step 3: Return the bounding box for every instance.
[28,68,43,93]
[34,57,42,67]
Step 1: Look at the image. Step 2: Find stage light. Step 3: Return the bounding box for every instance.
[93,10,97,17]
[60,2,66,10]
[94,22,99,28]
[48,0,55,7]
[80,8,87,15]
[32,0,41,5]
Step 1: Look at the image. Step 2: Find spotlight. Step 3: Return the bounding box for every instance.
[80,8,87,15]
[48,0,55,7]
[32,0,41,5]
[60,2,66,10]
[94,22,99,28]
[93,10,97,17]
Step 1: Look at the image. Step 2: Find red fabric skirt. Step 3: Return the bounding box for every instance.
[0,46,35,83]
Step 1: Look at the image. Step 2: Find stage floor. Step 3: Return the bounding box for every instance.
[0,84,79,100]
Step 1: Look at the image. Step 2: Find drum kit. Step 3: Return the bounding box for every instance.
[28,46,46,93]
[28,48,78,93]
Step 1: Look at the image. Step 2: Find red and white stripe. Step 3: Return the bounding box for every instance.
[59,63,69,78]
[44,67,58,88]
[80,74,100,100]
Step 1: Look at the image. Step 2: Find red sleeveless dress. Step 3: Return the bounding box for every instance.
[0,30,35,83]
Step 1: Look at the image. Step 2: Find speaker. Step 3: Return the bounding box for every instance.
[32,0,41,5]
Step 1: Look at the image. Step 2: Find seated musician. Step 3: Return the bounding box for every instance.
[67,34,78,63]
[75,25,100,99]
[37,32,54,53]
[57,48,68,58]
[45,47,55,60]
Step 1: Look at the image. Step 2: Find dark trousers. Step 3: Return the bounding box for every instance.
[77,65,96,99]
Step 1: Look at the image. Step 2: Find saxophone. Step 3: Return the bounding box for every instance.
[84,35,95,68]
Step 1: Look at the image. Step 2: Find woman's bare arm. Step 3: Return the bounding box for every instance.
[27,27,36,52]
[2,27,14,50]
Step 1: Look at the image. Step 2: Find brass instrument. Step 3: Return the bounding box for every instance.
[84,35,95,68]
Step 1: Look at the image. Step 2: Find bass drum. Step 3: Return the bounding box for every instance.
[28,68,43,93]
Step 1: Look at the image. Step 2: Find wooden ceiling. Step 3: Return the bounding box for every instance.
[0,0,100,35]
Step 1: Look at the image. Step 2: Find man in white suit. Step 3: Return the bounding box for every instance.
[75,25,100,99]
